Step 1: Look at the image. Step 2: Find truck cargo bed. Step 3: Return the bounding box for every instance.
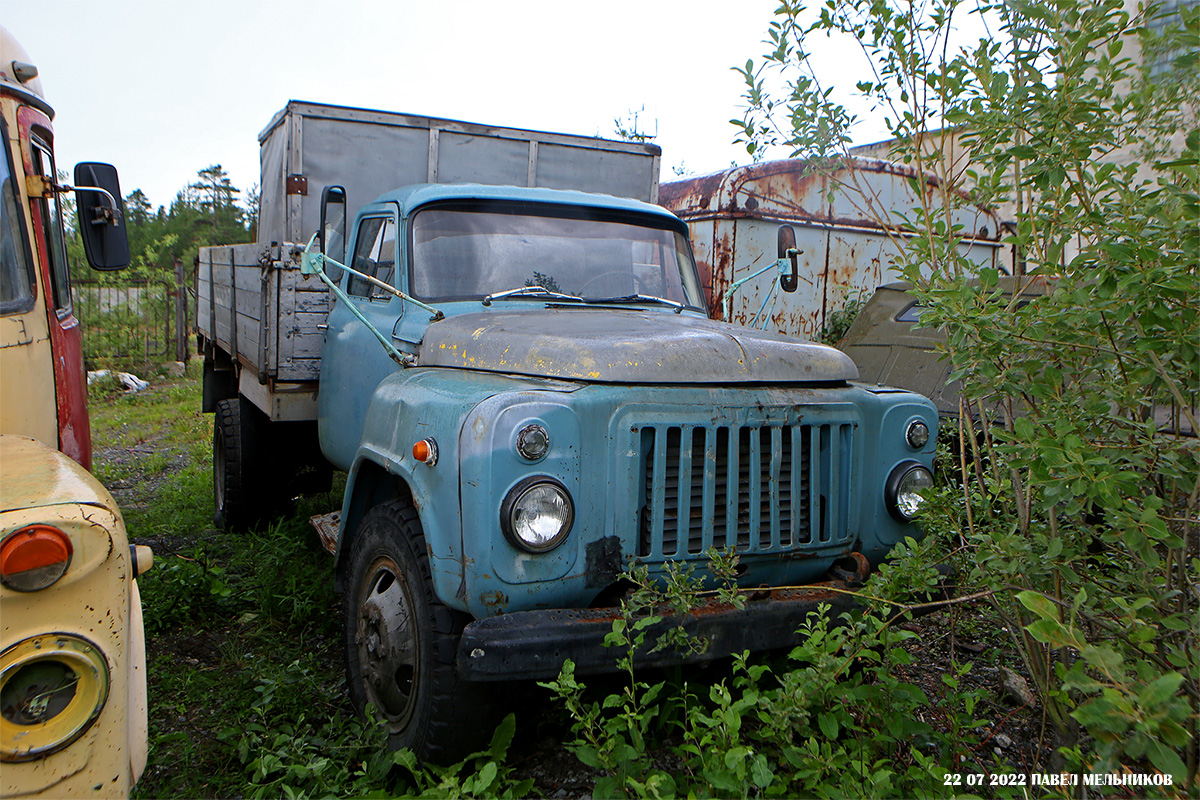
[196,242,329,385]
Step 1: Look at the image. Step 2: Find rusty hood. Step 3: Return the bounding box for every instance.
[417,309,858,383]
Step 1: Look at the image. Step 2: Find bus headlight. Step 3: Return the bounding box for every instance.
[500,477,574,553]
[1,634,110,762]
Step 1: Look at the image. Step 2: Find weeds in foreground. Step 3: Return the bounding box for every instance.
[223,664,532,799]
[542,553,1003,800]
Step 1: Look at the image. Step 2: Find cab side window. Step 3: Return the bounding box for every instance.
[346,216,396,300]
[30,134,71,316]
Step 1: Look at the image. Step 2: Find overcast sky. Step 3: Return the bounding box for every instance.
[5,0,892,210]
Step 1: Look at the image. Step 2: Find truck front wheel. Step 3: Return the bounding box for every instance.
[342,500,488,763]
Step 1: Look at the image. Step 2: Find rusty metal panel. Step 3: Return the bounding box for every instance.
[687,218,717,314]
[727,160,835,224]
[662,158,1003,342]
[822,228,899,324]
[720,218,830,340]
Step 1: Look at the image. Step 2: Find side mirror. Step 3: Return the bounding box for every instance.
[319,184,348,284]
[778,225,798,293]
[74,162,129,270]
[320,185,347,274]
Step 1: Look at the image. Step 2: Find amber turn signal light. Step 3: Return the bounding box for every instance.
[412,438,438,467]
[0,525,73,592]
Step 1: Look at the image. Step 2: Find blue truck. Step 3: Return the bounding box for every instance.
[196,102,937,761]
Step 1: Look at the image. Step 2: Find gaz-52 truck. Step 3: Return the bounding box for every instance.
[197,101,937,761]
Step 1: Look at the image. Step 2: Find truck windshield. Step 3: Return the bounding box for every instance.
[410,205,705,308]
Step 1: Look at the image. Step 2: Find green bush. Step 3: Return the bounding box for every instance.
[733,0,1198,787]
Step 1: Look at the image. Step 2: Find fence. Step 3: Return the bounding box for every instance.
[73,260,192,373]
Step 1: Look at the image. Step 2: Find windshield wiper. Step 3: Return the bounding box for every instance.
[584,294,685,313]
[481,286,584,306]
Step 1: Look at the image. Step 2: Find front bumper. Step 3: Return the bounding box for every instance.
[456,579,863,682]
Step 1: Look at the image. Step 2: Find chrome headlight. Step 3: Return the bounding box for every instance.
[905,419,930,450]
[515,423,550,461]
[885,461,934,522]
[500,477,574,553]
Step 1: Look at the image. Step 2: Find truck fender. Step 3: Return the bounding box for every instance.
[333,456,413,590]
[335,447,468,611]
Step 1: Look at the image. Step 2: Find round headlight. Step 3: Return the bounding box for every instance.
[886,461,934,522]
[501,477,574,553]
[905,419,930,450]
[1,634,110,762]
[515,424,550,461]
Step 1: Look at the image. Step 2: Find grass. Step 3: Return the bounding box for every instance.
[89,372,212,539]
[89,363,389,797]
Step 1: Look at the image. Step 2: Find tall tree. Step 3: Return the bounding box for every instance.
[188,164,244,239]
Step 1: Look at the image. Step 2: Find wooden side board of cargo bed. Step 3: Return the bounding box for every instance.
[197,242,330,413]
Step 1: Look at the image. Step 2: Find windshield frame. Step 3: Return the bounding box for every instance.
[405,199,707,312]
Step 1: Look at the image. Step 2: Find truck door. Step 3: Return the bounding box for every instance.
[318,209,406,470]
[17,106,91,467]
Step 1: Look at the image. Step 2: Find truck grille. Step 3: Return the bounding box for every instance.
[637,422,854,559]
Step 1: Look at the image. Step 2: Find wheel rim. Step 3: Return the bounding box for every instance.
[354,555,419,728]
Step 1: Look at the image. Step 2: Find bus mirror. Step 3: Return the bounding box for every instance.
[74,162,129,271]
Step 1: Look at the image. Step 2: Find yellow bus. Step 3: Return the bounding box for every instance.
[0,25,151,799]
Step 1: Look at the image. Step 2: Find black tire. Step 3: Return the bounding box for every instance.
[212,396,288,530]
[342,500,490,763]
[213,397,247,529]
